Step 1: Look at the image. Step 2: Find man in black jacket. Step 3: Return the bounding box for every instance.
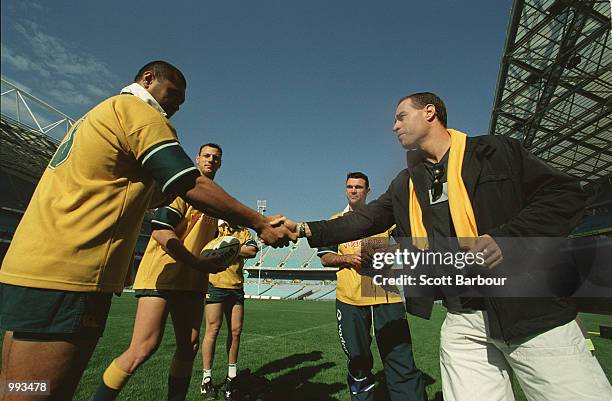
[289,93,611,401]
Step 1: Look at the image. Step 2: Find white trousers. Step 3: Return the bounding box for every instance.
[440,310,611,401]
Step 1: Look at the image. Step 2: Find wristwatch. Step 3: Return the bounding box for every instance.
[298,222,306,238]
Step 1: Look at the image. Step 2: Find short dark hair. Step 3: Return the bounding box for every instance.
[346,172,369,189]
[398,92,447,128]
[134,60,187,89]
[199,143,223,156]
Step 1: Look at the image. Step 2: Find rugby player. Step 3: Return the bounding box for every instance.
[92,143,226,401]
[200,221,258,400]
[0,61,294,401]
[317,172,425,401]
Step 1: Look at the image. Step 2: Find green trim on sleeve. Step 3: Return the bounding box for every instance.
[151,206,183,230]
[141,142,199,194]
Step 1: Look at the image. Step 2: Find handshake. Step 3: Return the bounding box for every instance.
[256,215,307,247]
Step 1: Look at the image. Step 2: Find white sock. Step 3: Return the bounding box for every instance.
[202,369,212,383]
[228,364,237,379]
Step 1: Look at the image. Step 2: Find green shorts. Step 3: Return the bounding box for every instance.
[206,284,245,305]
[0,283,113,340]
[134,289,205,300]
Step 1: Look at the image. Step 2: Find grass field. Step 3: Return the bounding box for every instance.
[7,296,611,401]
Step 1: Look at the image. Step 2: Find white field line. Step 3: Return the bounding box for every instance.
[242,322,336,344]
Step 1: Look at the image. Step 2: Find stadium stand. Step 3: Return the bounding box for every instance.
[304,284,336,300]
[572,211,612,237]
[259,284,305,299]
[244,283,272,296]
[259,246,290,267]
[0,171,36,210]
[490,0,611,183]
[306,253,325,268]
[283,239,316,268]
[287,286,320,300]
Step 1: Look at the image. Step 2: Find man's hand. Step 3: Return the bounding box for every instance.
[320,252,362,270]
[342,254,362,269]
[257,215,298,247]
[469,234,503,268]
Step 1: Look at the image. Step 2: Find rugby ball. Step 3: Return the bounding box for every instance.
[200,236,240,266]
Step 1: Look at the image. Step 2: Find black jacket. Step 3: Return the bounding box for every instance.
[307,135,587,341]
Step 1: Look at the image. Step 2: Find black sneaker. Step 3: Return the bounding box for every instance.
[200,378,217,399]
[223,376,235,401]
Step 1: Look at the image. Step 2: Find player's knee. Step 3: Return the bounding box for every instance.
[205,322,222,337]
[231,326,242,339]
[130,340,159,365]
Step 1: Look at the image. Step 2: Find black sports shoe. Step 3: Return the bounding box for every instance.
[223,376,235,401]
[200,378,217,399]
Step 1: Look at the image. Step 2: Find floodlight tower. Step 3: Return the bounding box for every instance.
[256,200,266,296]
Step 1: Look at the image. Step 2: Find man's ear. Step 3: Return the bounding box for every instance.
[139,71,155,89]
[425,104,437,123]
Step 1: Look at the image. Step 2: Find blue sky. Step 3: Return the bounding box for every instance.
[1,0,512,222]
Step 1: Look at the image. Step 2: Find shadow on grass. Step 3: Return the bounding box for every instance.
[252,352,443,401]
[254,351,344,401]
[256,350,324,376]
[373,369,441,401]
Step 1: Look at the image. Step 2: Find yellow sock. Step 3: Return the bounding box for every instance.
[102,359,132,390]
[169,357,194,378]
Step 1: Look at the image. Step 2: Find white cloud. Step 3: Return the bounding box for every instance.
[0,43,51,78]
[1,18,118,109]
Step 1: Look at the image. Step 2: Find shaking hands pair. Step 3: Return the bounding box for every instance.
[256,215,303,248]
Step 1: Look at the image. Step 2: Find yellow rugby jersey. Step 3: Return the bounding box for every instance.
[133,197,218,292]
[208,223,258,289]
[0,94,200,292]
[317,212,402,306]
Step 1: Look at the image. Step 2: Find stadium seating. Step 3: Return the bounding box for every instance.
[304,284,336,300]
[259,246,290,267]
[307,253,325,268]
[571,211,612,237]
[0,207,22,232]
[261,285,305,298]
[283,239,316,268]
[0,171,36,210]
[244,283,272,296]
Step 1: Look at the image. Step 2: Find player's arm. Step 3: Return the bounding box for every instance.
[239,238,259,259]
[138,140,294,246]
[317,245,360,270]
[320,253,361,270]
[153,230,227,274]
[151,205,226,273]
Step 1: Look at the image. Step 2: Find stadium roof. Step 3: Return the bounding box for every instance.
[489,0,611,183]
[1,78,72,182]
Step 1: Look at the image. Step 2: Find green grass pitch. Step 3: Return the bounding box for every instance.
[9,296,612,400]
